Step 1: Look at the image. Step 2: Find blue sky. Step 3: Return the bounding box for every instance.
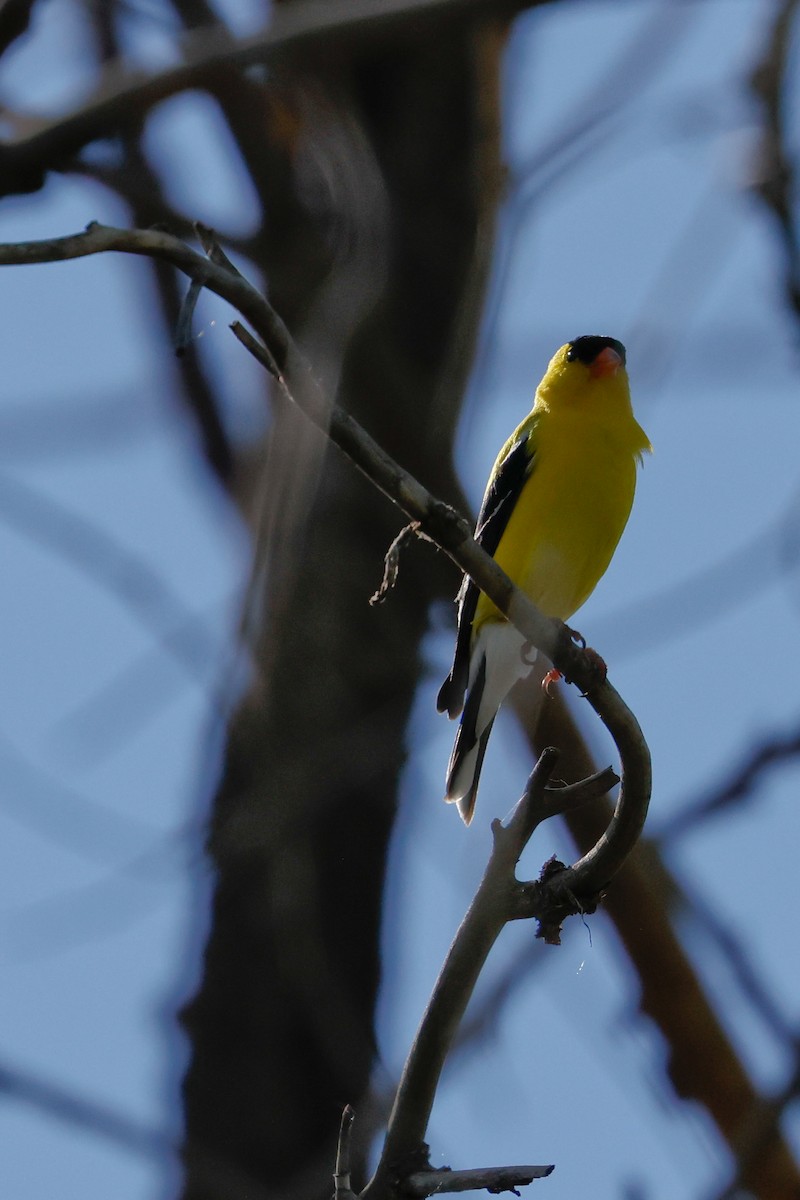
[1,2,799,1198]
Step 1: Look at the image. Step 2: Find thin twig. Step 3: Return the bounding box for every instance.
[0,469,218,684]
[543,765,619,818]
[657,720,800,842]
[0,1057,171,1158]
[334,1105,357,1200]
[404,1164,555,1196]
[369,522,419,605]
[230,318,285,382]
[175,278,204,356]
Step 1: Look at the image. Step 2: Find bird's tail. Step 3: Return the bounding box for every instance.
[444,653,490,824]
[443,623,536,824]
[446,716,495,825]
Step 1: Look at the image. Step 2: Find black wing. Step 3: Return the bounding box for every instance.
[437,433,534,717]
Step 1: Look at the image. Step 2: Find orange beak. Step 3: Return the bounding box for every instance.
[589,346,623,379]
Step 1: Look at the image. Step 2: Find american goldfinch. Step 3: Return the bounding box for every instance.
[437,335,651,825]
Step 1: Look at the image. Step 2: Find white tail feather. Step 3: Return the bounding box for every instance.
[445,623,537,811]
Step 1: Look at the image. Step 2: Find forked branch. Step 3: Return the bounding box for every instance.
[362,748,609,1197]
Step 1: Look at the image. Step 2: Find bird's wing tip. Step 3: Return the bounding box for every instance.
[436,676,464,719]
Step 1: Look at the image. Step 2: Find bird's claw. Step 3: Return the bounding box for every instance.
[544,645,607,697]
[542,668,562,696]
[565,623,586,650]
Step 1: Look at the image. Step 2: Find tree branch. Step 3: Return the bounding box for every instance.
[0,217,658,1197]
[657,719,800,842]
[357,751,620,1195]
[0,220,651,910]
[361,748,561,1197]
[334,1105,357,1200]
[0,0,536,195]
[404,1164,554,1195]
[750,0,800,315]
[0,0,37,57]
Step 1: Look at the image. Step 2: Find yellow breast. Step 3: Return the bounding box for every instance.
[474,408,642,631]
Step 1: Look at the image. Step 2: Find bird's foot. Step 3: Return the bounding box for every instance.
[542,668,562,696]
[544,644,608,697]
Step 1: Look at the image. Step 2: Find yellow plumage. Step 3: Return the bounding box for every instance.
[438,336,651,824]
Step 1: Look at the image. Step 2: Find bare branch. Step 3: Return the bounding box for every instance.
[361,748,561,1198]
[657,719,800,842]
[750,0,800,315]
[404,1164,555,1195]
[0,468,219,685]
[680,880,796,1046]
[369,522,421,606]
[0,0,534,195]
[334,1105,357,1200]
[542,765,618,818]
[708,1053,800,1200]
[529,694,800,1199]
[0,1056,170,1159]
[0,220,651,908]
[175,278,205,356]
[359,751,617,1195]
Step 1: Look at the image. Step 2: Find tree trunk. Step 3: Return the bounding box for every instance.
[179,14,508,1199]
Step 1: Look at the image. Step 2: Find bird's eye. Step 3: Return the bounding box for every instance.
[565,345,577,362]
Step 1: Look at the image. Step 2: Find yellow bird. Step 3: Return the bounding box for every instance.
[437,336,651,825]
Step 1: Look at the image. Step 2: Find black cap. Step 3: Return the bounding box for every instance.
[566,336,626,366]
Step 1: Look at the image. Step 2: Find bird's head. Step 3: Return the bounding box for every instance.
[536,335,630,412]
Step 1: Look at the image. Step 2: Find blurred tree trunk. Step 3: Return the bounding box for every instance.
[178,11,509,1199]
